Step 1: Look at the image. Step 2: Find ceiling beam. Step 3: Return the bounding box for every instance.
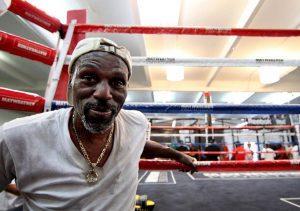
[132,0,152,88]
[205,0,264,87]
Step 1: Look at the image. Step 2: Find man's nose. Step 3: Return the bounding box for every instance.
[93,81,113,100]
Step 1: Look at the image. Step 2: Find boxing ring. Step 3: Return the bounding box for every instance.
[1,0,300,173]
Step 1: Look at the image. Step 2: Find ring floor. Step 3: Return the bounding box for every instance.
[137,170,300,211]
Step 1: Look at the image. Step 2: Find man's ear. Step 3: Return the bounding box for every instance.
[67,75,74,105]
[68,72,75,88]
[68,79,72,88]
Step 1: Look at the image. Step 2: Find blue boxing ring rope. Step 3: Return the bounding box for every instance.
[52,101,300,114]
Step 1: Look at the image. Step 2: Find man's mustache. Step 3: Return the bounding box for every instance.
[84,101,117,114]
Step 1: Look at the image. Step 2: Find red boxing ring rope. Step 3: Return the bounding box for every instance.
[7,0,62,33]
[69,24,300,37]
[139,160,300,172]
[0,87,45,112]
[3,0,300,37]
[0,30,56,65]
[183,150,298,156]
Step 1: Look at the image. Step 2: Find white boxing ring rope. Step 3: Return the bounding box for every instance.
[64,55,300,67]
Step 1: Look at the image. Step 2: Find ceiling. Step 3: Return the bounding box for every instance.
[1,0,300,123]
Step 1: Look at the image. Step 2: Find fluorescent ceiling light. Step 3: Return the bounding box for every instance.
[137,0,185,81]
[166,66,184,81]
[153,91,175,103]
[262,92,300,104]
[254,51,296,85]
[137,0,181,26]
[222,92,254,104]
[259,66,280,84]
[164,50,186,81]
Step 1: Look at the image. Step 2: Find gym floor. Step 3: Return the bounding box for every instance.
[137,170,300,211]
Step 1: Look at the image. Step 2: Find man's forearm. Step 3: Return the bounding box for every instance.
[141,140,198,172]
[141,140,182,160]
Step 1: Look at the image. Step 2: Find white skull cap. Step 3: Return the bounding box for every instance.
[68,37,132,79]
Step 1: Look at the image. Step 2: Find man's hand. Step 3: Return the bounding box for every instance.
[5,184,20,196]
[176,152,198,174]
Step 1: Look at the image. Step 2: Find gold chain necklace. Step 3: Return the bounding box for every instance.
[72,112,114,183]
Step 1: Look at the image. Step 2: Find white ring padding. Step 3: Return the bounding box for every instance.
[150,133,296,137]
[0,0,11,16]
[44,20,76,112]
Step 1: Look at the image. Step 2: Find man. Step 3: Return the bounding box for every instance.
[0,37,196,210]
[204,143,221,161]
[245,142,254,161]
[261,143,276,161]
[220,144,229,161]
[275,143,288,160]
[231,142,246,160]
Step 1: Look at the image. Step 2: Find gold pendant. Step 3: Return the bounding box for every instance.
[86,168,98,183]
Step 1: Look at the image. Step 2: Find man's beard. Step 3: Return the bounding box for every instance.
[80,101,118,134]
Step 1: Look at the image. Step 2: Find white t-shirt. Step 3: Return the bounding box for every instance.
[0,191,22,211]
[0,108,149,211]
[261,148,276,161]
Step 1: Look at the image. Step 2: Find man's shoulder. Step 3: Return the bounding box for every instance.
[118,109,148,125]
[120,109,145,117]
[2,108,69,132]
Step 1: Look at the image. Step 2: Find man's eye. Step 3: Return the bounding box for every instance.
[112,80,126,88]
[82,75,96,82]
